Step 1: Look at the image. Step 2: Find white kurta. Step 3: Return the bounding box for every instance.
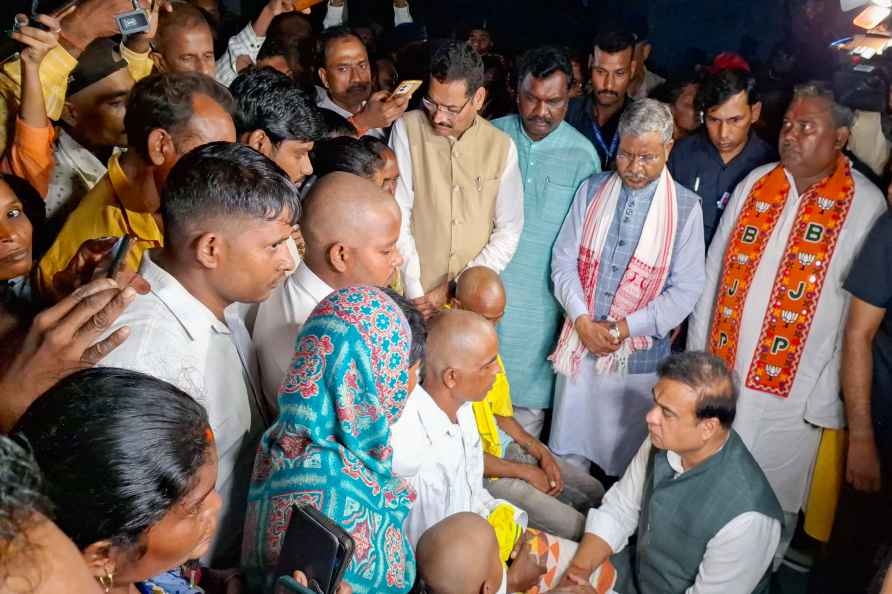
[687,161,886,512]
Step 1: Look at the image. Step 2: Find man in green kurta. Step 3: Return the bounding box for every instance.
[493,46,600,438]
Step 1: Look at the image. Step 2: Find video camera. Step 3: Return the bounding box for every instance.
[0,0,150,62]
[833,0,892,112]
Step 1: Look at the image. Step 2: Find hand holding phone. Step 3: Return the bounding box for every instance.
[389,79,422,101]
[106,236,133,279]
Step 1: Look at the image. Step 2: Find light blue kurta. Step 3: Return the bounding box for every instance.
[491,116,600,410]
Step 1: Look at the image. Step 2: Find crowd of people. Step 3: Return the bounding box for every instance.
[1,0,891,593]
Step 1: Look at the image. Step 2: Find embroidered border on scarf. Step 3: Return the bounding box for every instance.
[708,157,855,398]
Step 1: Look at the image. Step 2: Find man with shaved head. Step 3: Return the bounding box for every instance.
[416,512,506,594]
[453,266,603,541]
[253,171,404,408]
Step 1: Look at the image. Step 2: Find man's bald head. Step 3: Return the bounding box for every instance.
[424,310,499,403]
[154,2,216,77]
[300,172,403,287]
[417,513,502,594]
[454,266,506,324]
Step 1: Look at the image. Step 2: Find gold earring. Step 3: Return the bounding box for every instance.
[97,571,114,593]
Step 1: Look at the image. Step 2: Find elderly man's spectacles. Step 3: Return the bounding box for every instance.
[616,151,662,166]
[422,95,472,117]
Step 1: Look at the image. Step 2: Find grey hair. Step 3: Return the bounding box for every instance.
[793,81,854,129]
[617,98,674,143]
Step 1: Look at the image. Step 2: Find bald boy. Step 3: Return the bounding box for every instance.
[453,267,604,541]
[416,513,505,594]
[253,172,404,409]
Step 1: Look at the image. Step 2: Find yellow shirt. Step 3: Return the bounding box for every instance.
[472,354,514,458]
[0,43,153,156]
[37,154,163,299]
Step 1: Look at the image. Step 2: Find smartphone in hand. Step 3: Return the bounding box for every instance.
[106,236,133,279]
[390,79,422,100]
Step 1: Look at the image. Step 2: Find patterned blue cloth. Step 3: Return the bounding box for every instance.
[552,172,705,374]
[241,286,416,594]
[491,117,601,409]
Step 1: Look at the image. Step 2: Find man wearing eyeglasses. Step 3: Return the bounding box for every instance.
[389,40,523,318]
[548,98,705,483]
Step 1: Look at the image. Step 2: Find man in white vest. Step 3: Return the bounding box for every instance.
[389,40,524,317]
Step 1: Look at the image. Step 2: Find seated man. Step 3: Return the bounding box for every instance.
[252,172,404,408]
[557,351,783,594]
[454,266,603,541]
[230,66,325,184]
[392,309,530,557]
[98,142,299,567]
[37,72,236,301]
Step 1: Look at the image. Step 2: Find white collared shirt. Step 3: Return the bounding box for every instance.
[98,252,265,566]
[253,262,333,411]
[585,438,781,594]
[393,386,523,548]
[216,23,264,87]
[45,128,116,220]
[315,86,385,139]
[321,1,413,28]
[389,116,525,298]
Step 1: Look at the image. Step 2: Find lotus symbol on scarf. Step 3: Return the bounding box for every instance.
[754,201,771,214]
[736,253,750,265]
[816,196,835,210]
[798,252,816,267]
[765,364,782,378]
[781,310,799,324]
[723,307,734,318]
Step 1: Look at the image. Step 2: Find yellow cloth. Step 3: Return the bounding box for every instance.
[804,428,847,543]
[0,43,153,155]
[487,503,523,563]
[472,355,514,458]
[37,154,163,299]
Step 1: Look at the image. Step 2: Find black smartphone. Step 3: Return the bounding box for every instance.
[0,0,78,62]
[106,236,132,279]
[273,505,355,594]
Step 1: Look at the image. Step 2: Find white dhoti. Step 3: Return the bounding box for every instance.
[549,363,657,477]
[733,388,822,513]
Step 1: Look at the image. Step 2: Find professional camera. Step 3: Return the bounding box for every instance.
[833,0,892,112]
[0,0,150,62]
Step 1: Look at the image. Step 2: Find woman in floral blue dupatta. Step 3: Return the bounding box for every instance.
[242,286,416,593]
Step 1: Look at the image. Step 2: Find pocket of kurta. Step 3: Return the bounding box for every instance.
[542,177,578,224]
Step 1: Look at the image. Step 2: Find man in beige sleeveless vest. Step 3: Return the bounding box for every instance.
[389,41,524,317]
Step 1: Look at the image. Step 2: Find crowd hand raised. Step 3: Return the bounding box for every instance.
[51,237,150,302]
[0,278,136,432]
[125,0,174,53]
[291,571,353,594]
[574,316,620,356]
[60,0,147,52]
[507,531,547,593]
[11,13,62,66]
[354,91,410,131]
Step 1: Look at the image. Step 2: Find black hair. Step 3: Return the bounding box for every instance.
[657,351,738,429]
[360,136,391,160]
[311,137,382,180]
[123,72,235,161]
[1,174,49,260]
[161,142,300,244]
[230,67,325,144]
[12,368,212,552]
[593,30,636,56]
[0,435,52,590]
[317,25,363,69]
[650,77,699,105]
[319,108,357,139]
[694,69,759,116]
[517,45,572,89]
[381,288,426,367]
[430,40,485,96]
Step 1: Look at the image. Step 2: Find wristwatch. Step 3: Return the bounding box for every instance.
[608,321,621,340]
